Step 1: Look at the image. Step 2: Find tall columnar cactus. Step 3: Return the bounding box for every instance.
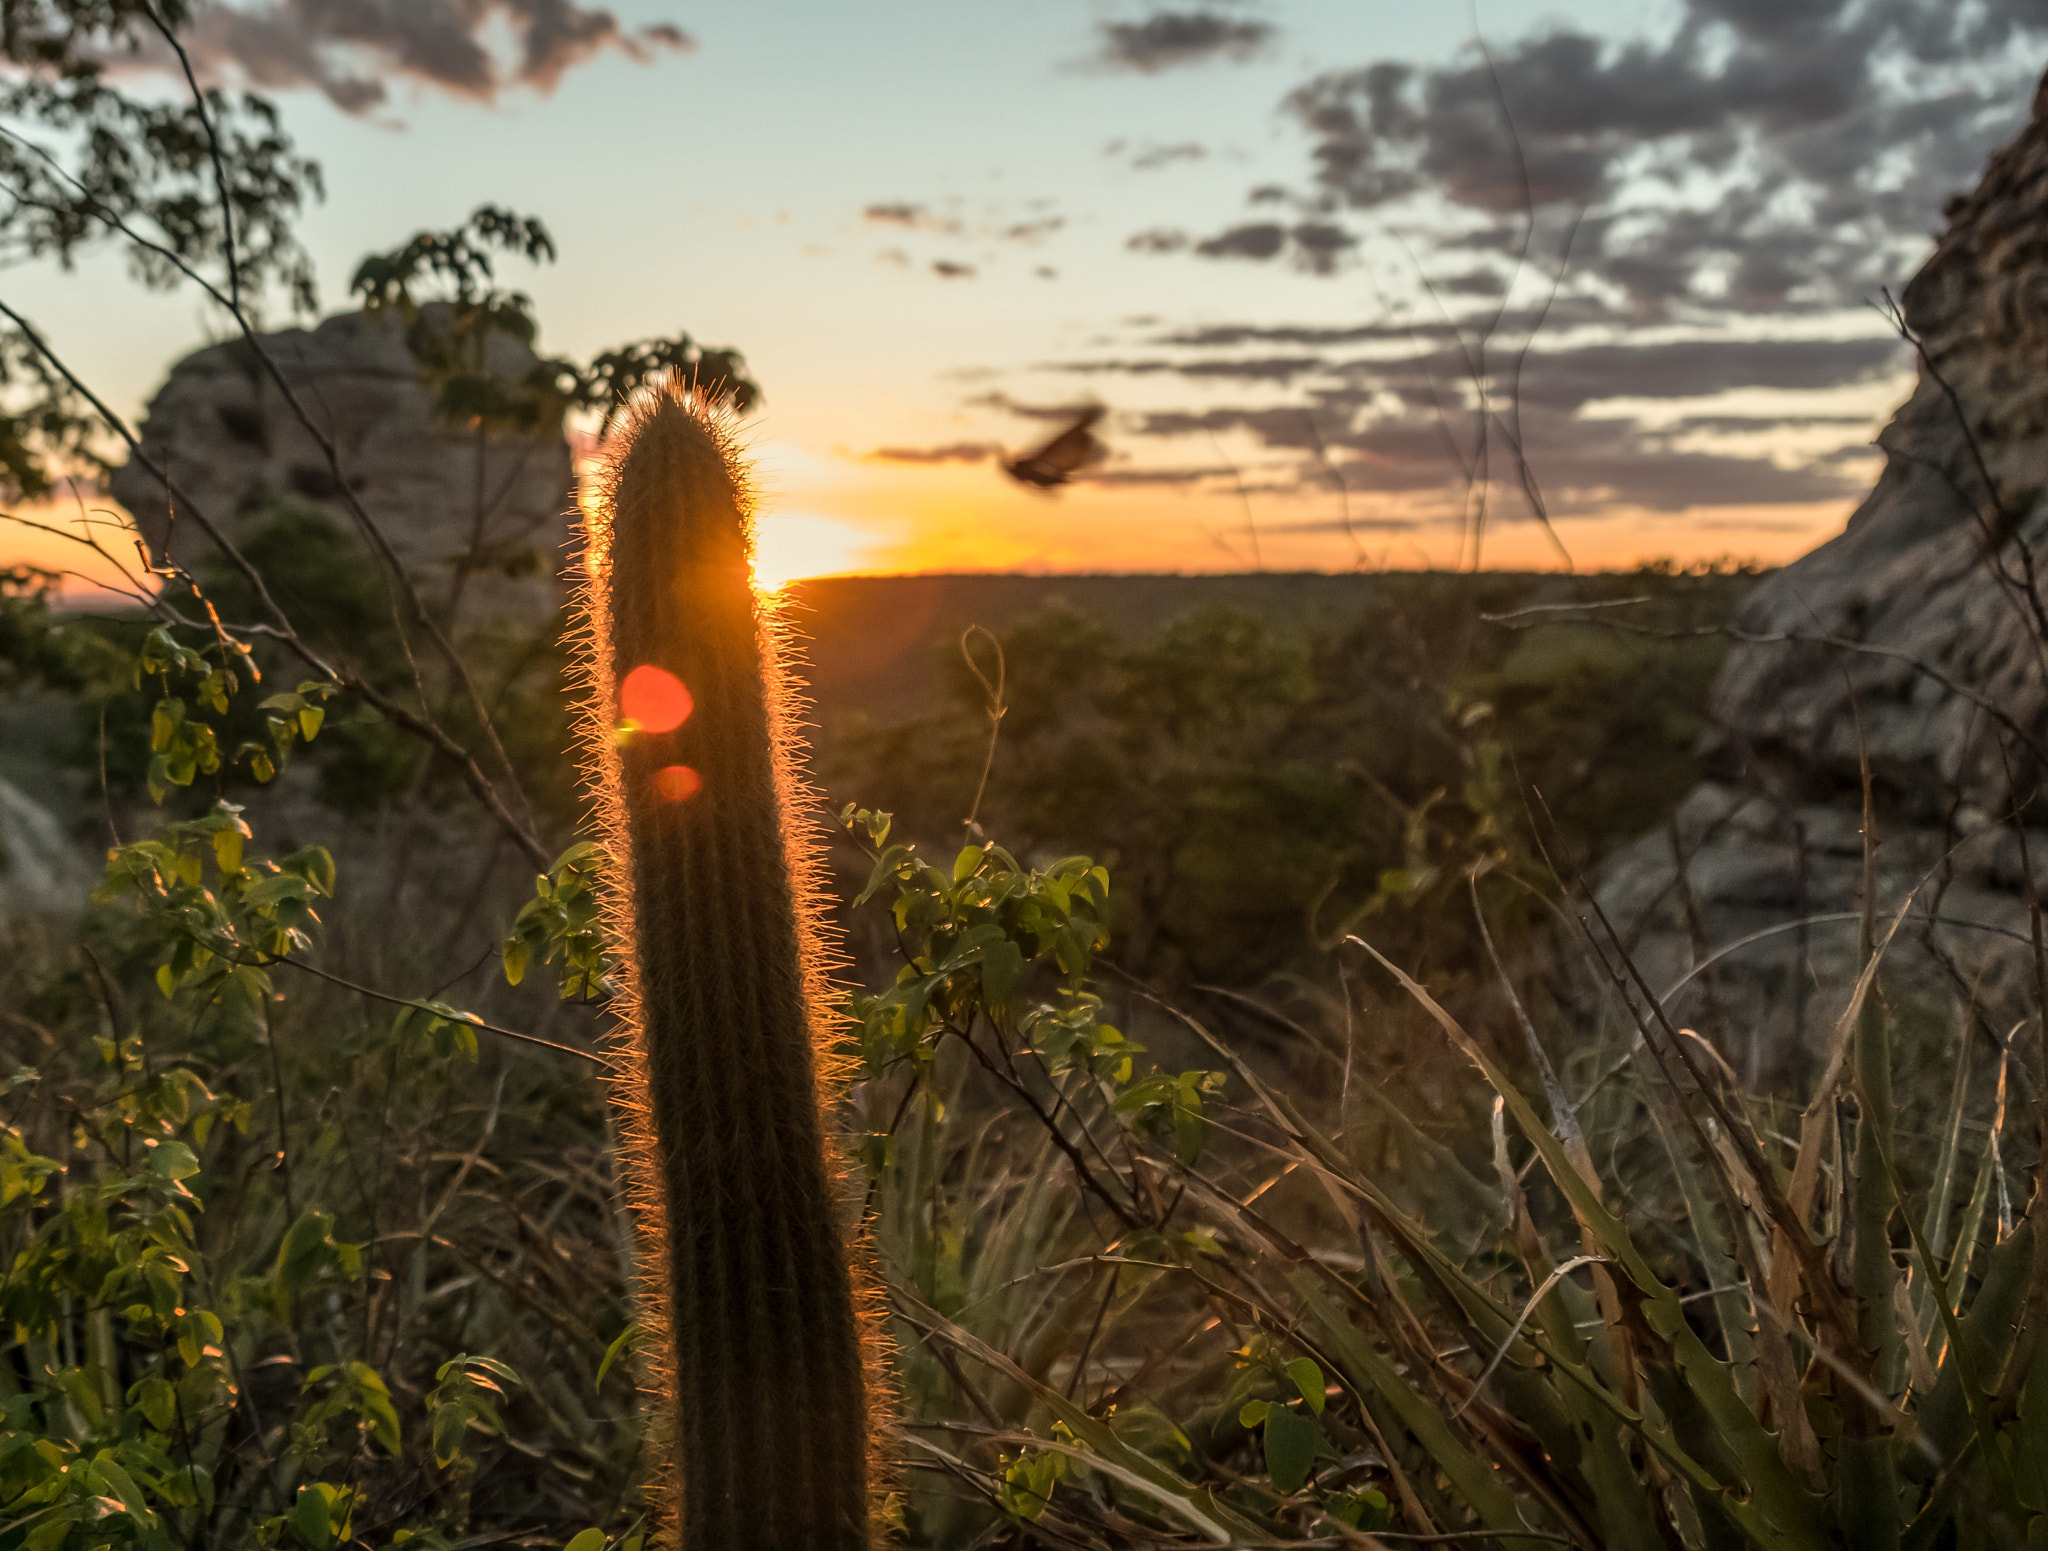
[576,387,876,1548]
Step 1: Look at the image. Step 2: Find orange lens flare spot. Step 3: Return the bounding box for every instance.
[620,664,693,733]
[653,764,703,803]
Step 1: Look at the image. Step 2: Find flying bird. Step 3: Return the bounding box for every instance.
[1003,405,1107,490]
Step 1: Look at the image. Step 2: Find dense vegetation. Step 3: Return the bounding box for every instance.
[4,7,2048,1548]
[11,529,2048,1549]
[823,568,1745,995]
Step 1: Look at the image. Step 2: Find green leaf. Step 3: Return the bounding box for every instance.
[596,1324,642,1388]
[502,936,529,986]
[243,873,313,910]
[129,1376,176,1432]
[293,846,337,896]
[1262,1405,1321,1495]
[952,844,984,881]
[456,1354,519,1386]
[275,1212,336,1294]
[345,1363,401,1454]
[1284,1357,1326,1416]
[431,1403,469,1469]
[87,1458,156,1529]
[145,1137,200,1183]
[564,1531,607,1551]
[292,1485,333,1550]
[979,938,1025,1011]
[1331,1488,1392,1531]
[23,1509,74,1551]
[151,699,181,752]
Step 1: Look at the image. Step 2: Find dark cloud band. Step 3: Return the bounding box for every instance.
[1094,9,1275,73]
[1278,0,2047,315]
[168,0,692,113]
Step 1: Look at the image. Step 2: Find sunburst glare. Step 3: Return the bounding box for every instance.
[749,513,872,593]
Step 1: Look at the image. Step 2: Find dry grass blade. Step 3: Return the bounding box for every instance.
[1343,935,1830,1547]
[1771,890,1918,1320]
[1447,1255,1605,1420]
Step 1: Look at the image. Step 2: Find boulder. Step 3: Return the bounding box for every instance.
[1596,74,2048,1078]
[109,305,576,627]
[1710,73,2048,819]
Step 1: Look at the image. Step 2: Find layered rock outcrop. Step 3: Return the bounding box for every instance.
[110,306,575,626]
[1598,74,2048,1079]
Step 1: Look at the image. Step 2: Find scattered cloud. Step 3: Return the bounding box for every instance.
[1048,330,1906,513]
[867,443,994,465]
[1194,222,1286,260]
[1275,0,2048,318]
[863,202,964,234]
[1073,466,1224,487]
[1126,228,1188,254]
[1106,139,1210,170]
[1002,216,1067,243]
[1094,9,1275,73]
[1047,354,1325,383]
[1064,0,2029,528]
[163,0,690,114]
[862,200,1061,277]
[966,392,1099,422]
[1134,401,1874,512]
[1438,268,1508,297]
[1132,219,1360,273]
[1661,413,1874,435]
[1089,334,1904,411]
[1148,295,1628,347]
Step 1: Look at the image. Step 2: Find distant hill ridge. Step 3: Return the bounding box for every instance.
[781,569,1721,726]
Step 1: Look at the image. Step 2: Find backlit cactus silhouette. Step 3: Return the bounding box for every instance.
[575,386,876,1548]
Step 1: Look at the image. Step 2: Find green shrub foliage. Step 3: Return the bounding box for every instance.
[0,594,641,1550]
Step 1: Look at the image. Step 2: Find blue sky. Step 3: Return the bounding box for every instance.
[6,0,2043,583]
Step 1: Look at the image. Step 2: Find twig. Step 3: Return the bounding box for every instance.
[271,955,604,1065]
[960,625,1006,836]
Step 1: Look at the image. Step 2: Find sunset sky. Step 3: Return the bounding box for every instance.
[5,0,2045,588]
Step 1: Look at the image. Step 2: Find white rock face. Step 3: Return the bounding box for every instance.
[109,306,576,627]
[0,776,92,917]
[1597,76,2048,1078]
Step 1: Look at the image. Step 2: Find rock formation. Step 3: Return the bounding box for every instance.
[110,305,576,627]
[1597,74,2048,1081]
[0,776,92,918]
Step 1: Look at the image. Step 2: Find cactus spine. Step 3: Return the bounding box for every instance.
[577,387,874,1549]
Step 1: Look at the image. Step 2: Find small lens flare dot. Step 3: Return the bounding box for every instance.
[653,764,703,803]
[621,664,693,733]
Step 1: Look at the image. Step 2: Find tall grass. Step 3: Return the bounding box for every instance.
[848,801,2048,1549]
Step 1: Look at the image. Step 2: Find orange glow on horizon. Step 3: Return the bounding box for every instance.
[763,454,1858,578]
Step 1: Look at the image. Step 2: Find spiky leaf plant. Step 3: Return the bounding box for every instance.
[577,387,875,1549]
